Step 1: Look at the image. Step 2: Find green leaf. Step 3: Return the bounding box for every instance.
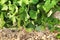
[56,34,60,39]
[29,0,39,4]
[0,13,5,28]
[11,16,16,26]
[18,0,29,6]
[37,4,41,9]
[43,0,58,12]
[0,0,7,4]
[26,28,33,32]
[19,6,25,13]
[23,0,29,5]
[9,1,16,13]
[35,25,45,31]
[19,7,29,21]
[25,13,30,21]
[48,24,55,32]
[55,27,60,32]
[47,10,53,17]
[43,0,51,12]
[29,10,37,19]
[2,4,8,10]
[0,4,3,10]
[26,22,35,32]
[35,26,40,31]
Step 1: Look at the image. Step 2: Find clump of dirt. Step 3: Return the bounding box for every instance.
[53,11,60,20]
[0,27,60,40]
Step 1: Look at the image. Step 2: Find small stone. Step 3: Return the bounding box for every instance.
[42,35,47,40]
[53,11,60,20]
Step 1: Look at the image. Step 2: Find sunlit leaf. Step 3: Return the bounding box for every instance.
[12,16,16,26]
[0,13,5,28]
[9,1,16,13]
[29,0,39,4]
[43,0,58,12]
[2,4,8,10]
[0,0,7,4]
[23,0,29,5]
[47,10,53,17]
[26,28,33,32]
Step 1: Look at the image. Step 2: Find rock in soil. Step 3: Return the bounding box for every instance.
[53,11,60,20]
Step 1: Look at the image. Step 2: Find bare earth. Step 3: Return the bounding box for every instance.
[0,27,60,40]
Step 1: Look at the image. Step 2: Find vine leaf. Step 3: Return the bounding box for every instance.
[0,0,7,4]
[43,0,58,12]
[29,10,37,19]
[29,0,39,4]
